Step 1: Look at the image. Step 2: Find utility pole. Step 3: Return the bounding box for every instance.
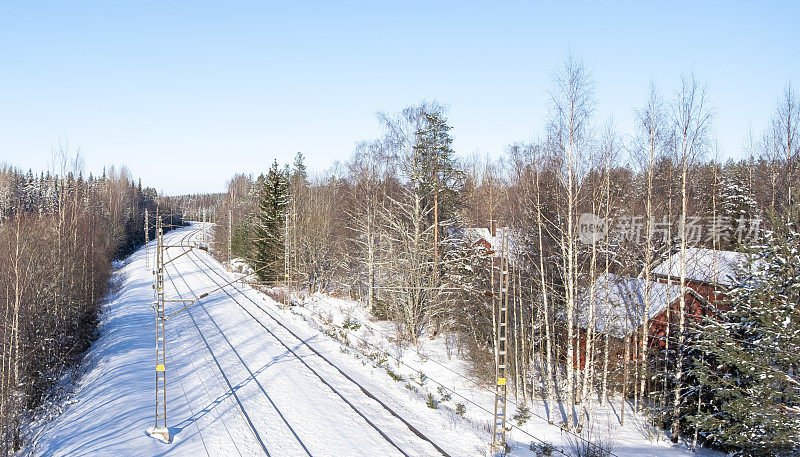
[146,220,215,443]
[283,204,290,308]
[228,209,232,272]
[145,208,149,270]
[149,218,169,442]
[433,171,439,285]
[145,215,279,444]
[491,231,509,452]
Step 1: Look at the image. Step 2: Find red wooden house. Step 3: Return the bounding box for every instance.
[581,248,751,365]
[645,248,750,347]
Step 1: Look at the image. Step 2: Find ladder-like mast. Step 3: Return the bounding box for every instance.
[492,231,509,452]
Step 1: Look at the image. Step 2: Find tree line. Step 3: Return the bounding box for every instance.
[192,58,797,455]
[0,155,183,455]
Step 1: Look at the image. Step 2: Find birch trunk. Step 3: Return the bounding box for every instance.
[639,97,658,413]
[621,332,630,426]
[671,75,711,442]
[535,166,556,413]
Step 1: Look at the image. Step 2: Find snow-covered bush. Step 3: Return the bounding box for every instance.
[426,393,438,409]
[530,441,555,456]
[512,404,532,425]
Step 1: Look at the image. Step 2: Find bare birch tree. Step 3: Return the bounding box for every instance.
[671,74,713,442]
[635,83,666,412]
[548,55,595,428]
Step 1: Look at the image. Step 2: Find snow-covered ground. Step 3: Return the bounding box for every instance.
[22,223,721,456]
[22,225,482,456]
[284,290,723,457]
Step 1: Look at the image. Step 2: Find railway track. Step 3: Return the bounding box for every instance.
[161,225,452,457]
[163,229,275,456]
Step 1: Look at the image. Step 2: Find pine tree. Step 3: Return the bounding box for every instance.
[690,209,800,456]
[253,160,289,282]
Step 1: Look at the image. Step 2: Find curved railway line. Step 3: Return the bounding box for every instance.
[161,226,453,457]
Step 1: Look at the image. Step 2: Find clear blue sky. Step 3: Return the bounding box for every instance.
[1,1,798,195]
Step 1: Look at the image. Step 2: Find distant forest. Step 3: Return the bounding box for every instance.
[0,157,183,454]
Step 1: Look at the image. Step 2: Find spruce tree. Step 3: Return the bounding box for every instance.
[292,151,308,184]
[253,160,288,282]
[720,162,758,249]
[412,110,465,334]
[690,209,800,456]
[414,111,464,225]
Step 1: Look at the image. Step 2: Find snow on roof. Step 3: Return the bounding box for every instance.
[463,227,492,245]
[581,273,683,337]
[651,248,752,287]
[462,226,519,255]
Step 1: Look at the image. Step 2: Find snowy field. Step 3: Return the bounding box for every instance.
[22,224,721,456]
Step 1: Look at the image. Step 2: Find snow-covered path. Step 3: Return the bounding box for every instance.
[27,225,478,456]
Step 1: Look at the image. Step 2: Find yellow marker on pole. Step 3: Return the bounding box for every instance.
[156,365,165,372]
[497,377,506,386]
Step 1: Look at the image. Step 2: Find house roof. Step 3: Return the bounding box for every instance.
[581,273,683,337]
[651,248,752,287]
[462,227,493,246]
[462,226,519,256]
